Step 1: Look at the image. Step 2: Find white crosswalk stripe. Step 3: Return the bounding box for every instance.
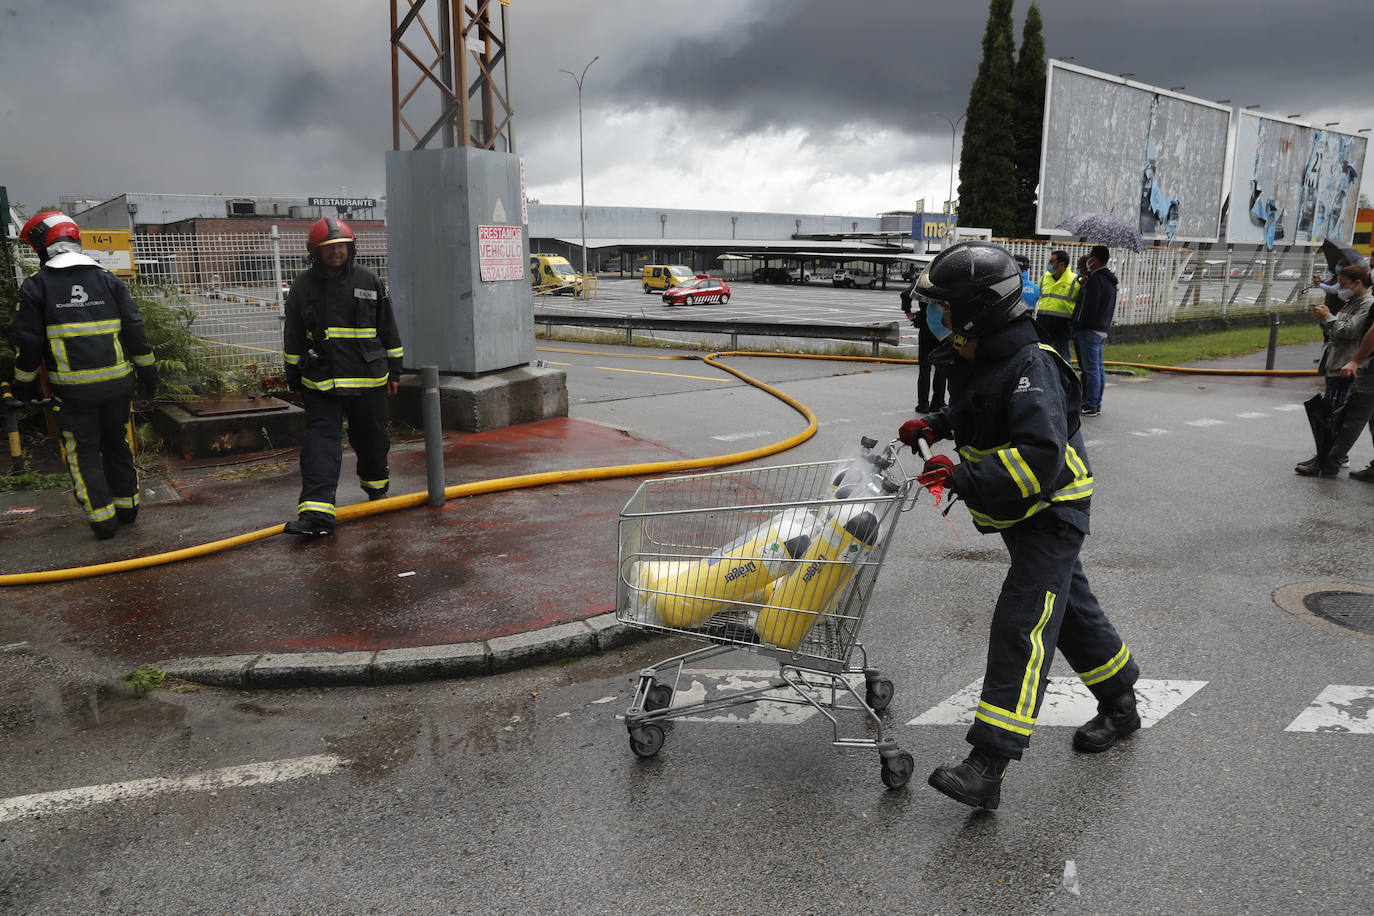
[907,677,1206,727]
[1284,685,1374,733]
[1236,411,1270,419]
[1185,418,1227,427]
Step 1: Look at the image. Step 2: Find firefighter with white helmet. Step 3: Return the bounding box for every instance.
[281,217,404,537]
[897,240,1141,810]
[13,211,157,539]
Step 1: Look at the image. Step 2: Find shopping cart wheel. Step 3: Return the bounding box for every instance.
[880,751,914,789]
[628,724,666,759]
[865,677,895,712]
[643,684,673,712]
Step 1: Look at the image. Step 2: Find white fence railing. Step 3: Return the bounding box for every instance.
[96,231,1330,372]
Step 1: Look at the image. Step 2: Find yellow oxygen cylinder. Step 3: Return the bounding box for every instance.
[756,504,882,650]
[653,508,814,629]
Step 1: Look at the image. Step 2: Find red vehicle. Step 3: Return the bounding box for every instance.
[662,276,731,306]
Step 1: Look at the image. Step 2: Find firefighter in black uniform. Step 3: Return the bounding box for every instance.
[897,241,1141,810]
[282,218,404,537]
[13,212,158,540]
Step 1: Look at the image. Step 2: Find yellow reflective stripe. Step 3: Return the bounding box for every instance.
[360,478,389,489]
[284,352,301,366]
[52,363,133,385]
[47,319,122,338]
[302,375,389,391]
[88,502,116,522]
[998,447,1040,498]
[386,346,404,358]
[298,501,336,517]
[1050,478,1094,501]
[63,430,90,508]
[1079,644,1131,687]
[1017,591,1056,718]
[14,366,38,382]
[131,353,155,367]
[975,701,1034,736]
[324,327,377,339]
[967,500,1047,530]
[114,494,139,509]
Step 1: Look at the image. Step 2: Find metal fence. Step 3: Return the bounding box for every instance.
[18,229,1325,373]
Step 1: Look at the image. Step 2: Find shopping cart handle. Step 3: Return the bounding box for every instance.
[915,438,933,462]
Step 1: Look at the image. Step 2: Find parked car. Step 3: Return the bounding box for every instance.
[833,267,877,289]
[663,276,731,306]
[1276,268,1301,280]
[788,267,812,283]
[751,266,790,284]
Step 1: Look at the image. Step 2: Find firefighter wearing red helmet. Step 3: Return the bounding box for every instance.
[897,241,1140,810]
[281,217,404,536]
[12,212,158,539]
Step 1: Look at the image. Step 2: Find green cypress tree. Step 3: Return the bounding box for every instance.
[1012,3,1047,238]
[957,0,1019,236]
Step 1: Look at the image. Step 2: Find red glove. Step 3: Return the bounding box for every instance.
[898,418,937,448]
[917,454,955,491]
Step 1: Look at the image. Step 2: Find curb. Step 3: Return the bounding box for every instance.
[157,612,648,690]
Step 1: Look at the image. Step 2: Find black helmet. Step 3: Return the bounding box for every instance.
[914,241,1025,339]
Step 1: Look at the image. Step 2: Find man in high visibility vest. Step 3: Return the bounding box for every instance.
[1036,249,1079,361]
[13,212,158,539]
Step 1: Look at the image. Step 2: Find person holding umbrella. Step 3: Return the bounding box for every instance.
[1297,265,1373,477]
[1310,266,1374,482]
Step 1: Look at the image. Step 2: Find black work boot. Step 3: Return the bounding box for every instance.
[283,512,335,537]
[1073,688,1142,753]
[365,486,389,502]
[928,747,1008,810]
[116,506,139,525]
[90,519,118,540]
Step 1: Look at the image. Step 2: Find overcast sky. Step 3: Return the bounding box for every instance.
[3,0,1372,220]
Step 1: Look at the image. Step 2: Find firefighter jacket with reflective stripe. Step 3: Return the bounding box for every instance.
[283,259,403,395]
[936,316,1093,535]
[1037,269,1080,317]
[14,260,154,405]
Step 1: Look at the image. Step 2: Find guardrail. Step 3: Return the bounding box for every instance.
[533,313,903,356]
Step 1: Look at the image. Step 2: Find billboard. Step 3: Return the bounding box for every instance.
[1037,62,1232,244]
[1226,111,1366,248]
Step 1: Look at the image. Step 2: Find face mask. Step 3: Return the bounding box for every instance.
[1337,287,1355,302]
[1050,263,1063,277]
[925,302,952,340]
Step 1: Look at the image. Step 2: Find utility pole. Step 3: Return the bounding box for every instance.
[560,57,598,283]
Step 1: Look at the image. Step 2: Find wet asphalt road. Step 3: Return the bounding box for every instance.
[3,342,1372,914]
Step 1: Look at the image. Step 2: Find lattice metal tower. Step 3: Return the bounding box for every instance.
[390,0,515,152]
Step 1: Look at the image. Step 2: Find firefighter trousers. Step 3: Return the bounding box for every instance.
[968,512,1139,759]
[56,397,137,536]
[296,387,390,521]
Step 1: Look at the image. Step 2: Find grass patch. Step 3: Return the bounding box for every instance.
[0,470,70,492]
[1105,324,1324,369]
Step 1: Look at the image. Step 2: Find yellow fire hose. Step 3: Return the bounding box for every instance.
[0,346,1318,587]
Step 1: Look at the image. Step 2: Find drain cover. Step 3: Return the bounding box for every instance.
[1302,591,1374,636]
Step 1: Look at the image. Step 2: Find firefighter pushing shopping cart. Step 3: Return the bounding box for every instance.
[616,435,934,789]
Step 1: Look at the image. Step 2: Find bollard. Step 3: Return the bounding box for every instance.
[1265,313,1281,370]
[421,366,445,508]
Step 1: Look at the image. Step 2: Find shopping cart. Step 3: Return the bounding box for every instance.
[617,436,927,788]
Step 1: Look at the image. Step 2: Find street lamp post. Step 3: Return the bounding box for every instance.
[932,111,966,239]
[560,56,598,288]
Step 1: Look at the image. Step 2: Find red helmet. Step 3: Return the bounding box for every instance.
[22,211,81,260]
[307,217,355,258]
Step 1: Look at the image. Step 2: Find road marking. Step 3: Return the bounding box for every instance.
[1236,411,1269,419]
[1273,404,1305,411]
[607,669,864,725]
[711,430,774,442]
[592,365,722,381]
[1131,428,1171,437]
[1285,686,1374,733]
[1185,418,1227,427]
[0,753,346,823]
[907,677,1207,728]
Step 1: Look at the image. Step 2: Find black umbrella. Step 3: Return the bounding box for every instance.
[1304,393,1340,467]
[1318,238,1365,273]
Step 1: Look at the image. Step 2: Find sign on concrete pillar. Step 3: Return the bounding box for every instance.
[386,146,534,376]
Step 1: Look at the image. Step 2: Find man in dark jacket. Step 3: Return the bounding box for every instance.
[898,241,1140,811]
[13,212,158,539]
[1073,245,1118,416]
[900,277,946,413]
[282,218,404,537]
